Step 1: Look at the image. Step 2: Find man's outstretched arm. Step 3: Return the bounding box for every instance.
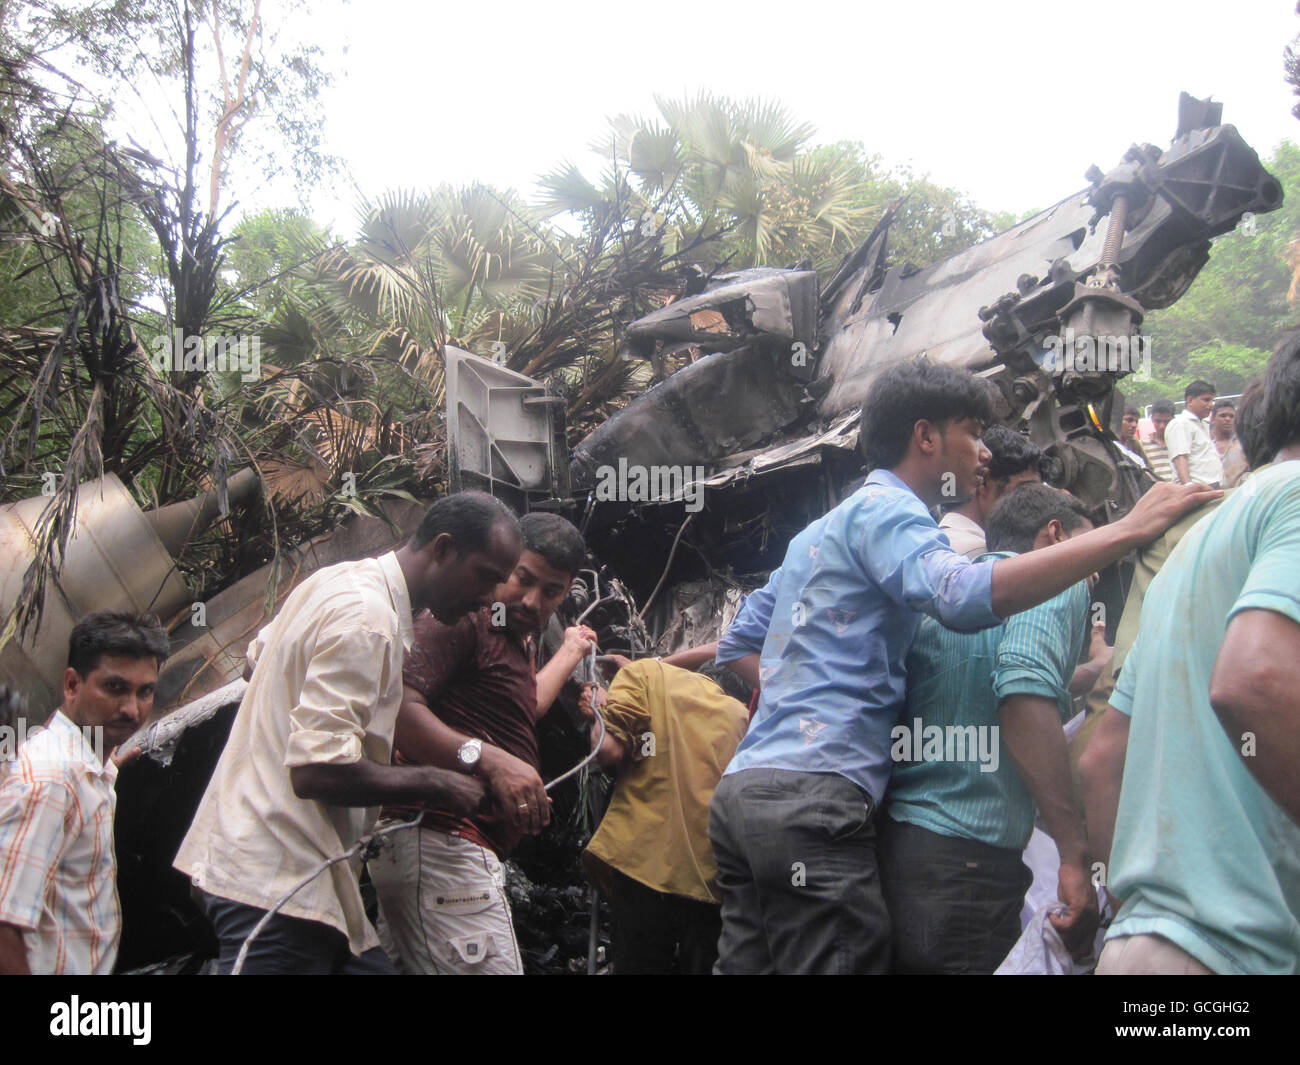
[1210,608,1300,825]
[289,760,484,815]
[989,481,1219,618]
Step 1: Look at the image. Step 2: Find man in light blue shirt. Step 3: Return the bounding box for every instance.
[1083,340,1300,975]
[708,359,1220,974]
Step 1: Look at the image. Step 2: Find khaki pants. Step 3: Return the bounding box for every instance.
[368,825,524,975]
[1096,933,1214,975]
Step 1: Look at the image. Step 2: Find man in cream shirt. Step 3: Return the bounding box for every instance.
[175,491,522,974]
[1165,380,1224,487]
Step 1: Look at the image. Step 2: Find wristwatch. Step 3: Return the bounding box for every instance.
[457,738,483,774]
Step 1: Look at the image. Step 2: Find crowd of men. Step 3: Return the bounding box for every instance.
[2,340,1297,975]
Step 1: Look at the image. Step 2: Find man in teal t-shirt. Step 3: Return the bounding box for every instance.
[1089,338,1300,975]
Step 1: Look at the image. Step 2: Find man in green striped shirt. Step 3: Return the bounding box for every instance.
[879,484,1098,973]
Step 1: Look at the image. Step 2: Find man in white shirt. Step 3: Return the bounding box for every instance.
[175,490,522,974]
[0,612,168,974]
[1164,380,1224,487]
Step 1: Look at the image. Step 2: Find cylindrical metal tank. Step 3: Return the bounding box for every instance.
[0,475,193,720]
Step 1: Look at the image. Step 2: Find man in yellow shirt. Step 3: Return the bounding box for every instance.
[583,659,749,974]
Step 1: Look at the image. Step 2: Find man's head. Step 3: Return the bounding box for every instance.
[1235,378,1270,471]
[986,484,1094,555]
[63,612,169,752]
[966,425,1044,523]
[858,360,995,504]
[1184,379,1217,420]
[1150,400,1175,442]
[403,491,522,623]
[494,513,587,634]
[1211,397,1236,440]
[1263,331,1300,460]
[1120,405,1141,445]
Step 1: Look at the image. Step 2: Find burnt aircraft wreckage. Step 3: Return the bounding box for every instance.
[1,94,1280,971]
[565,93,1281,633]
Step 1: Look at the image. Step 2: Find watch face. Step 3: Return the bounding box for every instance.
[459,741,480,767]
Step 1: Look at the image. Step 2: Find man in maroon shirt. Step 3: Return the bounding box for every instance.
[367,512,594,974]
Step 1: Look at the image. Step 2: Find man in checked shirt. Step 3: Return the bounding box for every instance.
[0,612,167,974]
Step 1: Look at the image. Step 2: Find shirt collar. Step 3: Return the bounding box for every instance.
[376,551,415,653]
[865,467,911,492]
[46,709,114,779]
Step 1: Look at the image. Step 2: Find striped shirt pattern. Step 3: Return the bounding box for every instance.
[886,553,1090,850]
[0,711,121,974]
[1144,435,1174,482]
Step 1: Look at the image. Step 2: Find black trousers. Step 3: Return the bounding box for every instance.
[877,814,1031,974]
[605,868,722,975]
[708,768,890,974]
[199,889,395,975]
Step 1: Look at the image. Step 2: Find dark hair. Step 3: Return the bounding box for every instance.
[1212,397,1236,414]
[986,484,1092,555]
[1235,377,1270,471]
[1184,379,1216,401]
[1263,332,1300,457]
[1123,405,1140,418]
[982,425,1044,484]
[1151,400,1176,417]
[68,612,169,677]
[520,512,586,577]
[409,490,520,552]
[700,660,754,705]
[858,360,995,470]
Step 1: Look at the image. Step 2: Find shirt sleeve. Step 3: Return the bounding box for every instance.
[0,775,73,931]
[599,663,653,759]
[1228,482,1300,628]
[716,569,781,664]
[1163,416,1193,460]
[993,584,1087,710]
[1109,626,1142,718]
[283,622,393,768]
[860,497,1000,633]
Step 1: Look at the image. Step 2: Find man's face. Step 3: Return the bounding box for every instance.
[494,550,574,635]
[1121,412,1139,443]
[1187,392,1215,420]
[1212,407,1236,437]
[938,418,991,502]
[422,523,521,625]
[1151,412,1172,440]
[63,654,158,752]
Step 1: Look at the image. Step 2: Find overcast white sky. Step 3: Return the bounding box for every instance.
[229,0,1300,234]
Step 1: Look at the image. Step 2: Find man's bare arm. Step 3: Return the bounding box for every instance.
[1069,624,1113,696]
[990,481,1219,618]
[534,625,596,722]
[289,760,483,814]
[0,922,29,975]
[722,653,760,690]
[1078,706,1131,870]
[661,642,718,671]
[999,694,1098,956]
[395,686,550,834]
[1171,454,1191,484]
[1209,608,1300,825]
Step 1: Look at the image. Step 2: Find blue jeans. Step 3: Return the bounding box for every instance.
[708,768,890,974]
[198,890,395,975]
